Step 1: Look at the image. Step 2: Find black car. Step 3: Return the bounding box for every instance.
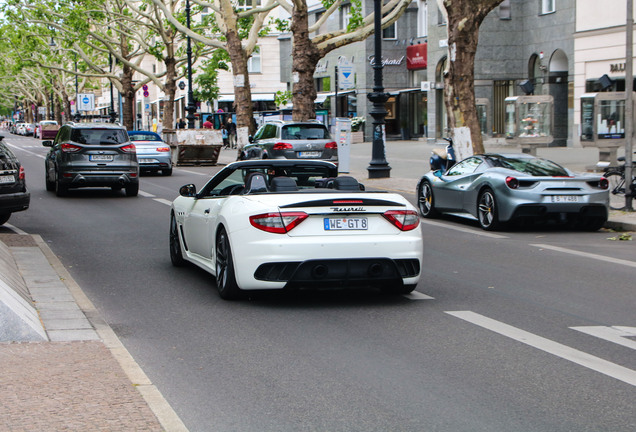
[43,123,139,197]
[0,135,30,225]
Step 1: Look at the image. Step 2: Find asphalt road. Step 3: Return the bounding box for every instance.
[4,133,635,432]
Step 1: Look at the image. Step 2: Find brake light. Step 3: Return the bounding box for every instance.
[19,166,25,180]
[273,142,293,150]
[121,144,136,153]
[156,146,170,152]
[325,141,337,149]
[250,212,308,233]
[382,210,420,231]
[505,176,519,189]
[599,177,609,189]
[61,143,82,153]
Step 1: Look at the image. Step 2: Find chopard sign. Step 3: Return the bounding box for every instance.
[330,207,365,212]
[368,55,405,67]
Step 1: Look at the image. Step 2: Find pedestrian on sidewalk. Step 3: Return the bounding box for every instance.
[227,117,237,148]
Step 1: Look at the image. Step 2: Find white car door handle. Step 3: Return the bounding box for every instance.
[204,208,210,214]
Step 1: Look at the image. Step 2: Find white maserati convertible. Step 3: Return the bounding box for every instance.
[170,160,423,299]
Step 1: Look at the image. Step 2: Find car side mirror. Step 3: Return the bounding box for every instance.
[433,170,444,179]
[179,184,197,197]
[248,135,254,143]
[0,135,4,141]
[42,140,53,147]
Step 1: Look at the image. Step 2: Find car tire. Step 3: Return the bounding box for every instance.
[45,166,55,192]
[417,180,438,218]
[125,182,139,197]
[169,213,186,266]
[0,213,11,225]
[55,171,68,197]
[215,228,241,300]
[478,188,501,231]
[162,168,173,176]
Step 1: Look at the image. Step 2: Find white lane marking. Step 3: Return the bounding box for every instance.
[175,168,210,176]
[404,291,434,300]
[4,223,29,235]
[420,219,509,239]
[153,198,173,206]
[139,190,156,198]
[570,326,636,351]
[5,142,46,159]
[446,310,636,387]
[531,244,636,268]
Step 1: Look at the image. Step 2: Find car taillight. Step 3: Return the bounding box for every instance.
[19,166,25,180]
[61,143,82,153]
[325,141,337,149]
[382,210,420,231]
[505,176,519,189]
[156,146,170,152]
[599,177,609,189]
[273,142,293,150]
[121,144,136,153]
[250,212,308,233]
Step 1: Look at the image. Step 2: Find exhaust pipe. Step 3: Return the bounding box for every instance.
[311,264,328,279]
[368,263,383,277]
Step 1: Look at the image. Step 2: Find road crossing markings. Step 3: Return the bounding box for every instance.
[531,244,636,268]
[446,310,636,387]
[420,219,509,239]
[404,291,435,300]
[5,142,46,159]
[570,326,636,351]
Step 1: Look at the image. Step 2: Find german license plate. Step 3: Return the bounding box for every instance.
[324,217,368,230]
[139,158,158,164]
[550,195,580,203]
[0,175,15,184]
[298,151,321,158]
[89,154,113,161]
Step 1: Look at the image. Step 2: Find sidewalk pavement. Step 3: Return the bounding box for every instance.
[1,138,633,432]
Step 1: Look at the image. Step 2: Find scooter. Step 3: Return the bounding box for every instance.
[429,137,456,171]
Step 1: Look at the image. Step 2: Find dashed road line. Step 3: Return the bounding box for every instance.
[405,291,434,300]
[446,310,636,387]
[153,198,173,206]
[420,219,509,239]
[570,326,636,351]
[531,243,636,268]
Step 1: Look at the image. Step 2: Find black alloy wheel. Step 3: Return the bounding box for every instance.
[215,228,241,300]
[169,213,186,266]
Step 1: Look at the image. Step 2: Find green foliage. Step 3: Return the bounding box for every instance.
[350,116,365,132]
[275,90,292,107]
[193,50,229,105]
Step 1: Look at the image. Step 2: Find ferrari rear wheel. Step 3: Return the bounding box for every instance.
[215,228,241,300]
[170,213,186,266]
[478,188,500,231]
[417,180,438,218]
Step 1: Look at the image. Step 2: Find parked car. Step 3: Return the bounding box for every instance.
[170,160,422,300]
[37,120,59,140]
[127,130,172,176]
[10,121,23,135]
[23,123,35,136]
[241,120,338,164]
[416,153,609,231]
[43,123,139,197]
[0,135,30,225]
[16,123,28,136]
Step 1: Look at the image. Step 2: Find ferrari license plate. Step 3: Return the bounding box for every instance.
[89,154,114,162]
[298,151,321,158]
[550,195,580,203]
[324,217,368,230]
[0,175,15,184]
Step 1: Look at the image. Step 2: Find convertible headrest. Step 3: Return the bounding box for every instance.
[333,176,360,191]
[243,172,268,194]
[270,176,298,192]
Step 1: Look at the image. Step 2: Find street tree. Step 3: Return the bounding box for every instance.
[438,0,504,154]
[276,0,410,121]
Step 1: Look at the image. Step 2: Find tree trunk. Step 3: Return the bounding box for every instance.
[226,29,254,134]
[442,0,503,154]
[121,65,135,130]
[163,57,177,132]
[291,3,321,121]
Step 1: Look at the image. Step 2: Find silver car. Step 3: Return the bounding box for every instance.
[241,120,338,164]
[128,130,172,176]
[416,153,610,231]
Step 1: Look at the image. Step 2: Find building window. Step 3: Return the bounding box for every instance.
[541,0,555,14]
[340,4,351,30]
[248,51,261,73]
[499,0,511,19]
[437,4,447,25]
[314,11,328,35]
[417,0,427,37]
[237,0,261,11]
[383,22,396,39]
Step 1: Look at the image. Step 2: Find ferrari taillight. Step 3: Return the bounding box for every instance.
[599,177,609,189]
[273,142,293,150]
[250,212,308,233]
[505,176,519,189]
[382,210,420,231]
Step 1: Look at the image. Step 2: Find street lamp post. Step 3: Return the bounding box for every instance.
[185,0,197,129]
[108,53,116,123]
[366,0,391,178]
[74,52,81,122]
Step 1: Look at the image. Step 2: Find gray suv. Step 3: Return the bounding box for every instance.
[43,123,139,197]
[0,135,30,225]
[242,120,338,164]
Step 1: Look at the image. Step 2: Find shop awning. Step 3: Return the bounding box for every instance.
[388,88,421,96]
[315,90,356,103]
[217,93,275,102]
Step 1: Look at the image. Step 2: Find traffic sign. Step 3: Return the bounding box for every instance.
[143,90,149,98]
[77,93,95,111]
[143,84,148,91]
[338,59,355,90]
